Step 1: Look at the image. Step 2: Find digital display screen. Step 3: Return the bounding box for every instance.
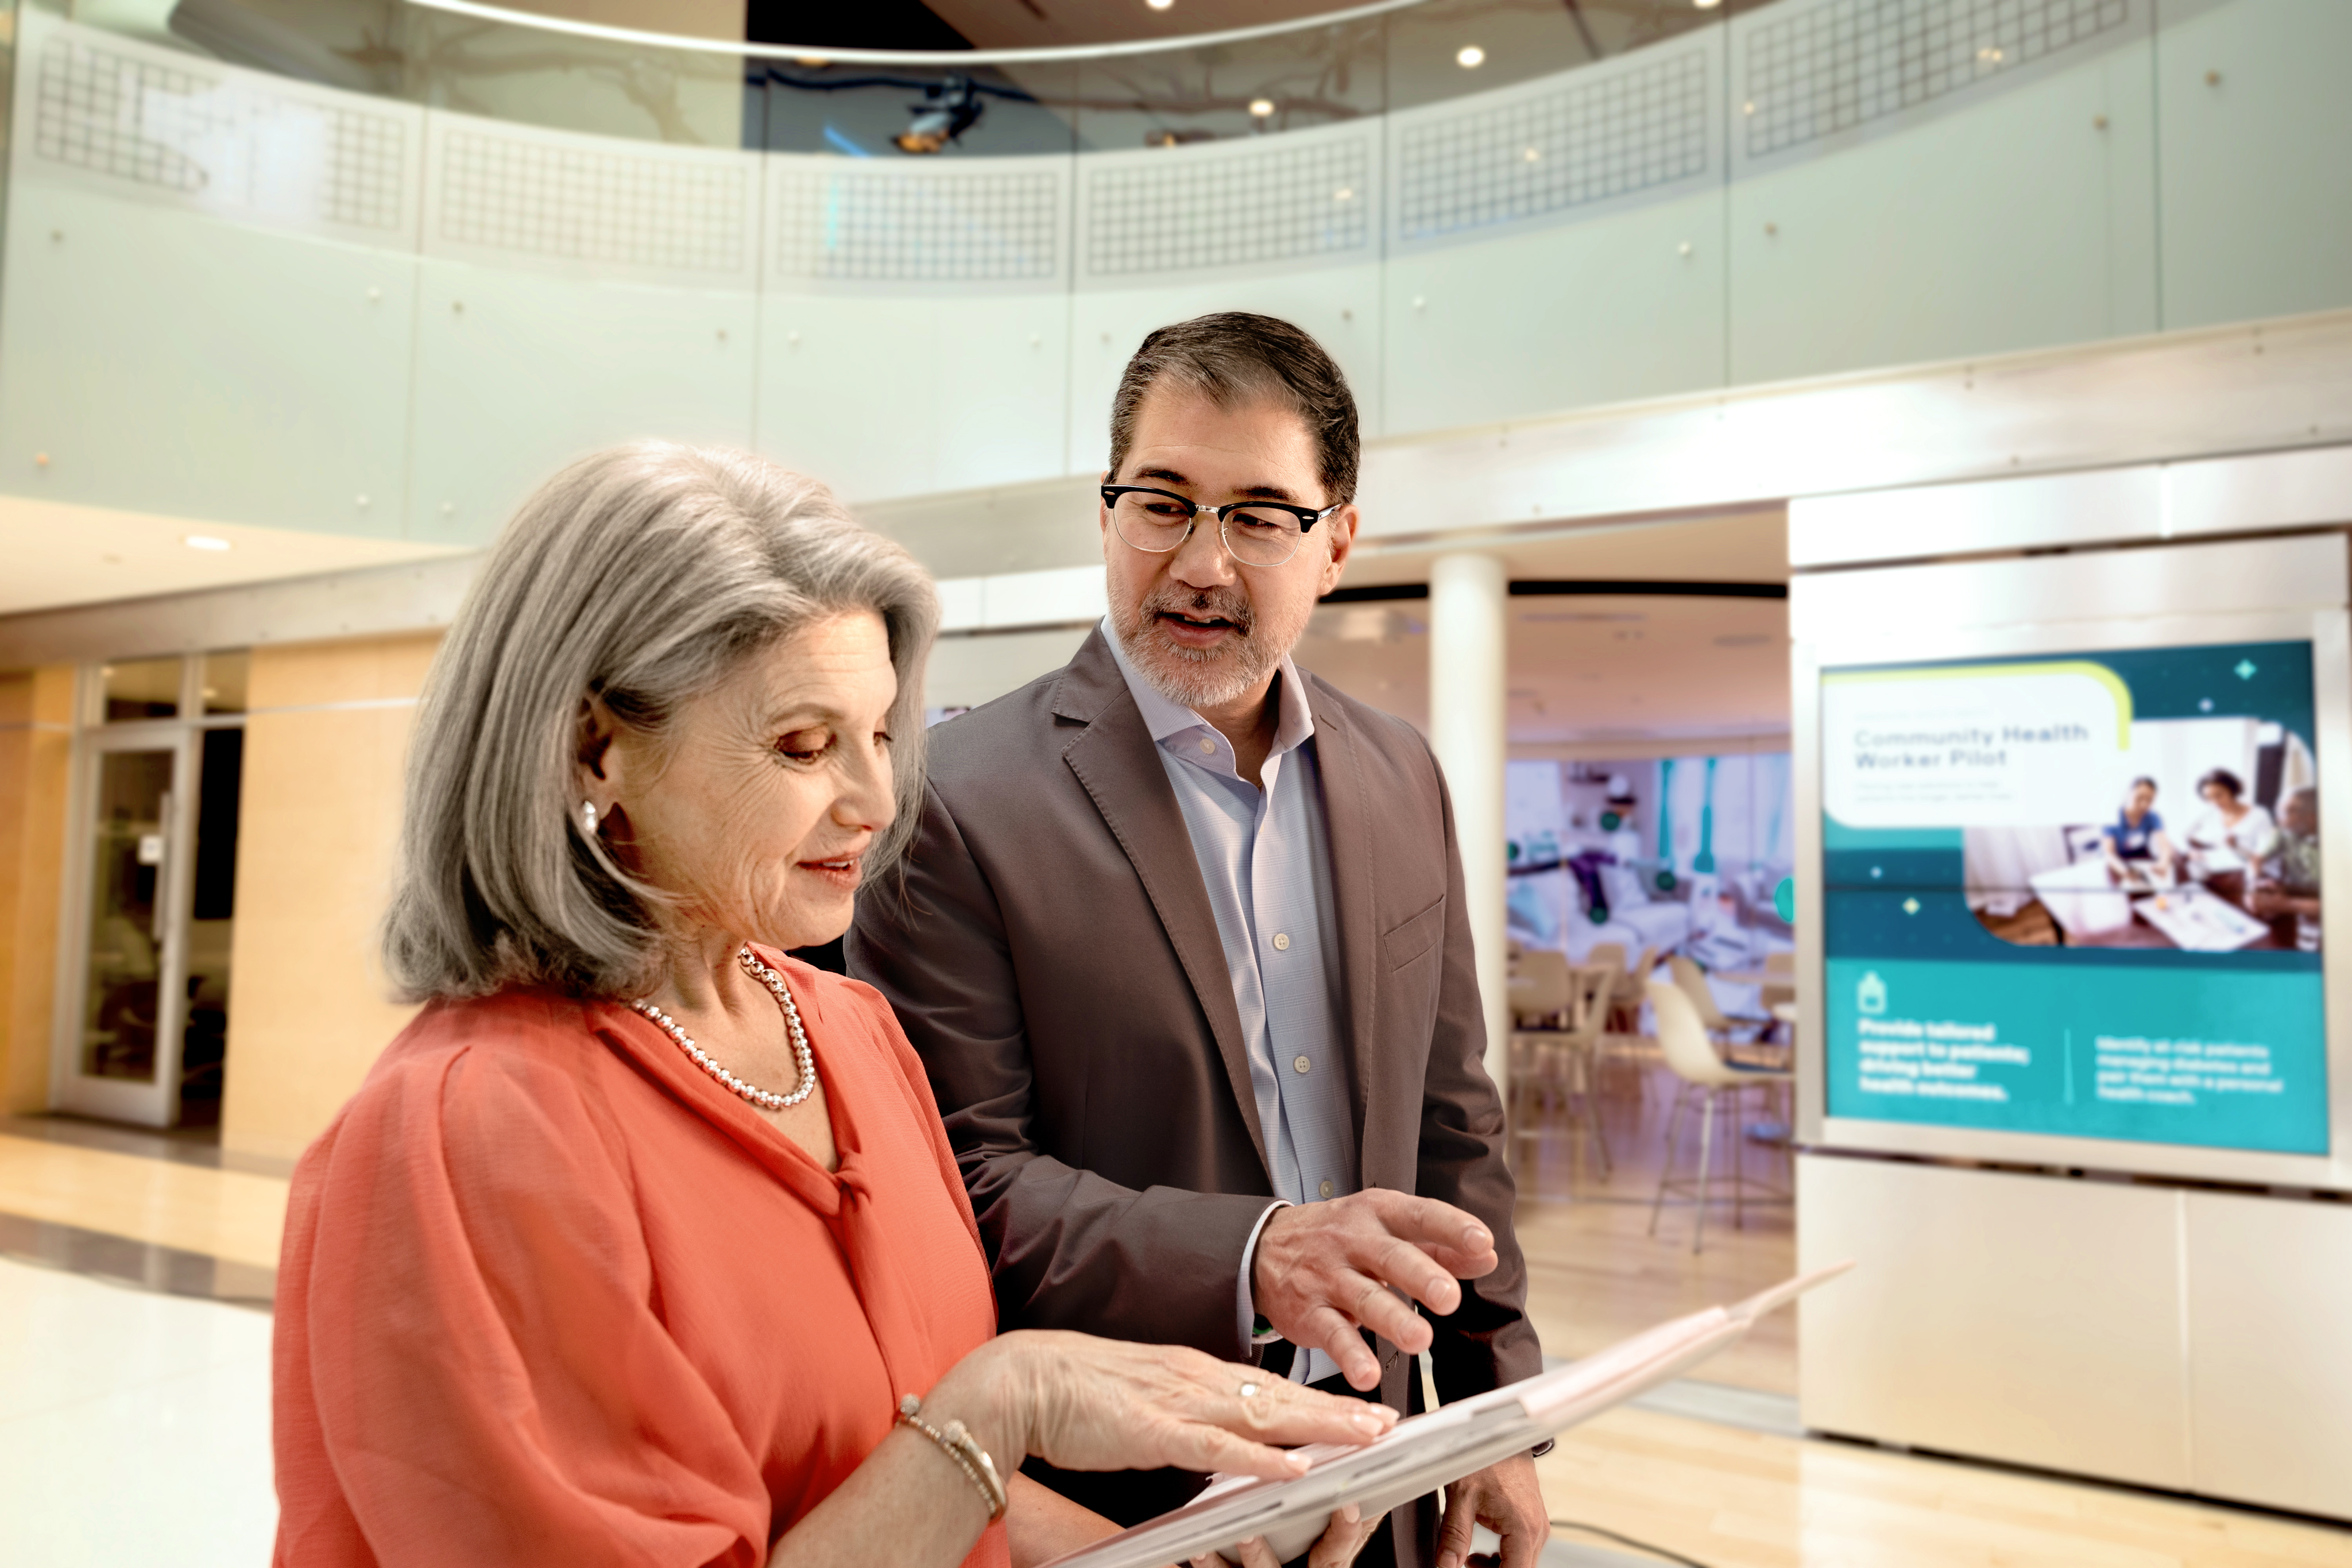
[1820,641,2328,1154]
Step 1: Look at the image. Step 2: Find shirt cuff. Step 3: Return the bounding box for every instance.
[1237,1200,1292,1348]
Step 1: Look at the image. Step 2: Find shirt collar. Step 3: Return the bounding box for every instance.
[1101,615,1316,759]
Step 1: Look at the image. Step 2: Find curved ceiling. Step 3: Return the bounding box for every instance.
[884,0,1404,51]
[489,0,1411,52]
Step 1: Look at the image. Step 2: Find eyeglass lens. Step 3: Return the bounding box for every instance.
[1109,492,1305,566]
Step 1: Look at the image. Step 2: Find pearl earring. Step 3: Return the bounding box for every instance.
[581,800,599,835]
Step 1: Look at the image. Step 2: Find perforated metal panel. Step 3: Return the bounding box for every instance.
[435,129,753,276]
[29,28,409,231]
[1083,133,1373,277]
[771,164,1061,284]
[1743,0,2132,159]
[1395,49,1711,242]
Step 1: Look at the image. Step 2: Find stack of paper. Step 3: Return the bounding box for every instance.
[1039,1262,1853,1568]
[2134,885,2270,951]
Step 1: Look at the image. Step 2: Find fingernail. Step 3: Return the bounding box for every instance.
[1343,1504,1361,1524]
[1376,1404,1400,1419]
[1465,1226,1491,1248]
[1352,1411,1384,1431]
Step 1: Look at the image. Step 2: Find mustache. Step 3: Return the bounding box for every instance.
[1142,586,1255,637]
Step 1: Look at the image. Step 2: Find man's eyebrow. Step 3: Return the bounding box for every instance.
[1129,467,1304,505]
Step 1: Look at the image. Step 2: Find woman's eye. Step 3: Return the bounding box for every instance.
[777,729,830,762]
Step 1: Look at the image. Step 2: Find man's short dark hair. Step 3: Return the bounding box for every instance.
[1107,312,1360,505]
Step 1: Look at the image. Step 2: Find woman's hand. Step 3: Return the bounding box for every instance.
[1188,1504,1380,1568]
[1001,1330,1397,1480]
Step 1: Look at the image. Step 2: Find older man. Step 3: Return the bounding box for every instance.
[849,313,1545,1568]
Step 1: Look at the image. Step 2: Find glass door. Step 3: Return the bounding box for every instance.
[57,729,199,1127]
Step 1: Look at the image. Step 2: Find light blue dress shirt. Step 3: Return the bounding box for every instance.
[1105,620,1358,1386]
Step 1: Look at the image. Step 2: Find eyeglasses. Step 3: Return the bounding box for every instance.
[1101,485,1342,568]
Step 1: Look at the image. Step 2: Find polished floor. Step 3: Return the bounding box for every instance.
[0,1089,2346,1567]
[1512,1051,1800,1396]
[0,1256,274,1566]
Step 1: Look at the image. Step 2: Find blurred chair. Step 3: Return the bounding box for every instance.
[1669,954,1771,1047]
[1645,979,1791,1254]
[1585,942,1661,1098]
[1761,949,1796,1046]
[1508,951,1612,1182]
[1608,944,1657,1031]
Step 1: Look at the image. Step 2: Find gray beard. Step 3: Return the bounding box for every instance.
[1113,589,1282,712]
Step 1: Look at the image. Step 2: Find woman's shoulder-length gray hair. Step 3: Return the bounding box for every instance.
[382,442,938,1002]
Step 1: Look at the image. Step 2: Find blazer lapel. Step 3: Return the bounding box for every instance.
[1302,681,1383,1160]
[1054,632,1274,1182]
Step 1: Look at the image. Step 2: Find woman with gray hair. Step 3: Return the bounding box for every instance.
[269,444,1392,1568]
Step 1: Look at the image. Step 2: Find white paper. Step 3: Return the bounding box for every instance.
[1038,1263,1852,1568]
[2133,885,2271,952]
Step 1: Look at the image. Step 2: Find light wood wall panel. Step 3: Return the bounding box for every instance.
[0,668,76,1113]
[220,633,439,1164]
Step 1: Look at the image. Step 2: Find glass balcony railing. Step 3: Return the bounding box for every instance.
[33,0,1758,154]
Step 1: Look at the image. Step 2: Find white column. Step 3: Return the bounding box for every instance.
[1428,553,1511,1102]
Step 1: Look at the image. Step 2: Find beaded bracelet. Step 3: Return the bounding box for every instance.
[896,1394,1009,1522]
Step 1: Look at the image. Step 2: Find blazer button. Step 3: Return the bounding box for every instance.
[1272,932,1291,951]
[1293,1054,1311,1074]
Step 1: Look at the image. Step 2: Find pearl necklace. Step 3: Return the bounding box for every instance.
[632,946,817,1111]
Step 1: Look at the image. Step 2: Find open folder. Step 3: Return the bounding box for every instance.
[1039,1261,1853,1568]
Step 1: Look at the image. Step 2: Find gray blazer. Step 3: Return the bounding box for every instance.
[848,628,1538,1536]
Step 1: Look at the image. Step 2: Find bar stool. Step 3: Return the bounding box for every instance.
[1645,978,1791,1253]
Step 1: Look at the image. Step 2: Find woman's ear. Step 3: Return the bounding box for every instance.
[576,692,624,809]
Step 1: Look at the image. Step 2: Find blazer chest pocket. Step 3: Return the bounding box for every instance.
[1380,895,1446,972]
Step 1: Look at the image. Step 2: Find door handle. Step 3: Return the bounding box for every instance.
[151,789,171,947]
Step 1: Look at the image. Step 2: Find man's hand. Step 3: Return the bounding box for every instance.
[1251,1190,1500,1391]
[1435,1455,1548,1568]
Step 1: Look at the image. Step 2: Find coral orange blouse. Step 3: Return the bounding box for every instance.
[272,955,1009,1568]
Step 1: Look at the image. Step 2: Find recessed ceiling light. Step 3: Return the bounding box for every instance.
[1456,44,1486,68]
[184,535,231,552]
[1248,97,1275,118]
[1695,0,1722,9]
[1147,0,1174,9]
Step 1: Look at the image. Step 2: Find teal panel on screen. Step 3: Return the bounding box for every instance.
[1824,957,2327,1153]
[1819,640,2331,1156]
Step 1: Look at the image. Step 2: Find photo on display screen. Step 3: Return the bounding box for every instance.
[1819,642,2328,1156]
